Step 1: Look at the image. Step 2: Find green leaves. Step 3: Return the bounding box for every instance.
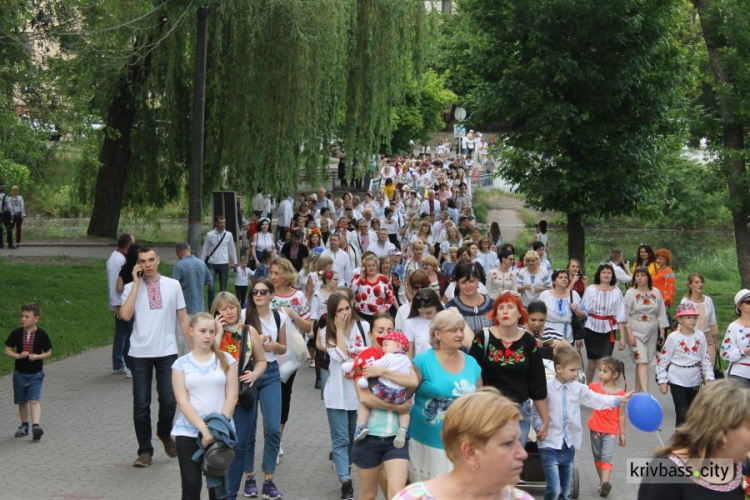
[462,0,686,220]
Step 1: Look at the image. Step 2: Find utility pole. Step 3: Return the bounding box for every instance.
[187,4,209,252]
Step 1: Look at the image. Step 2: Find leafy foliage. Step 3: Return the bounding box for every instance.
[389,70,456,153]
[0,158,31,193]
[463,0,687,221]
[45,0,436,211]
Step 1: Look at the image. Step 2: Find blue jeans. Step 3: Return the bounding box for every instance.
[226,402,257,500]
[207,263,229,307]
[539,444,575,500]
[131,355,177,456]
[518,399,532,448]
[246,361,282,475]
[326,408,357,481]
[113,316,133,370]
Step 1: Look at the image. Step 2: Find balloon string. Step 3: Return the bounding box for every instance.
[656,430,665,446]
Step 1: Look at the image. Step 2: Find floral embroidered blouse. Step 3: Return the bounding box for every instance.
[468,328,547,405]
[721,321,750,381]
[656,328,714,387]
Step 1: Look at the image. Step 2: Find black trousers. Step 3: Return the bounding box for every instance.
[281,370,297,425]
[176,436,216,500]
[669,383,700,427]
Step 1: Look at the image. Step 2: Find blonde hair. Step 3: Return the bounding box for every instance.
[553,342,581,368]
[429,309,466,349]
[523,250,540,264]
[655,379,750,459]
[442,387,521,463]
[190,312,230,373]
[316,255,334,272]
[422,255,439,268]
[362,254,379,268]
[210,291,242,317]
[304,252,320,275]
[412,240,425,252]
[270,258,298,287]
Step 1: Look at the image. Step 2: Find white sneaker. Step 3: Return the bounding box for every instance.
[114,367,132,378]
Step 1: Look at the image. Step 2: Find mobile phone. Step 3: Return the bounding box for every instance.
[137,269,144,278]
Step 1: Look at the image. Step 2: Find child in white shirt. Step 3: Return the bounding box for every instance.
[656,302,714,427]
[234,254,251,307]
[353,330,412,449]
[536,344,633,500]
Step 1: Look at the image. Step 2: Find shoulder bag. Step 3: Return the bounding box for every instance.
[205,231,227,264]
[237,324,258,410]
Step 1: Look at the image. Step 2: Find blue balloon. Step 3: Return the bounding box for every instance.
[627,393,663,432]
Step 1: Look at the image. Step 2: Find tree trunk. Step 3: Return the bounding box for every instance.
[86,75,138,238]
[87,28,160,238]
[691,0,750,287]
[567,211,585,271]
[725,124,750,287]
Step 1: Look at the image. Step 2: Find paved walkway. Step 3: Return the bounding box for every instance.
[1,244,679,499]
[0,335,677,499]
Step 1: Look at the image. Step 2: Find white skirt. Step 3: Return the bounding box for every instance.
[408,439,453,482]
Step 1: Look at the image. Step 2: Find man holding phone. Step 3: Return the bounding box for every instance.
[119,246,190,468]
[201,216,238,307]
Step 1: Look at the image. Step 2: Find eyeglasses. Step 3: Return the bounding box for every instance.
[411,284,427,292]
[640,243,652,248]
[251,289,271,296]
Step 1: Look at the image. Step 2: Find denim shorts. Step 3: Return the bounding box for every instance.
[13,371,45,404]
[352,434,409,469]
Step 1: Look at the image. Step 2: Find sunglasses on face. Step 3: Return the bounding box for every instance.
[251,289,271,296]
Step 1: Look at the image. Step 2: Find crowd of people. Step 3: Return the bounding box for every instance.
[8,150,746,500]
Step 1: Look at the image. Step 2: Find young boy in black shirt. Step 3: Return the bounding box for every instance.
[4,303,52,440]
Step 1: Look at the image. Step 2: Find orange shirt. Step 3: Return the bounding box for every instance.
[587,382,624,435]
[652,265,676,306]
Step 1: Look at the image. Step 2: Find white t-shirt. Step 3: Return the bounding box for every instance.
[171,351,235,438]
[124,276,186,358]
[321,321,371,411]
[234,266,251,287]
[310,289,332,321]
[374,352,412,390]
[403,316,432,356]
[395,302,411,330]
[258,310,288,363]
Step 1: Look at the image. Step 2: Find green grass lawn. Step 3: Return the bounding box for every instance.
[0,258,172,376]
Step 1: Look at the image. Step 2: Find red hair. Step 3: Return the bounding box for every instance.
[487,292,528,326]
[655,248,672,265]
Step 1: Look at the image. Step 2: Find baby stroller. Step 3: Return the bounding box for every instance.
[520,359,581,499]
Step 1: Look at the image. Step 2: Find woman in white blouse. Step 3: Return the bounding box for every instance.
[487,249,518,300]
[251,217,275,264]
[538,269,585,344]
[581,264,627,384]
[680,273,719,366]
[320,292,371,496]
[720,289,750,389]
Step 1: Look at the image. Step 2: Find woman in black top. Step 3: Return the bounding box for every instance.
[280,229,309,272]
[464,290,549,448]
[638,380,750,500]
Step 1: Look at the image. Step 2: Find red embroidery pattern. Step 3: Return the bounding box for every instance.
[146,279,163,310]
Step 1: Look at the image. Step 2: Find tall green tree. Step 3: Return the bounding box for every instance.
[51,0,434,238]
[689,0,750,287]
[462,0,686,266]
[389,70,456,153]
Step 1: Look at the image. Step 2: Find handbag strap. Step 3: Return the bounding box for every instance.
[206,231,227,262]
[238,324,253,376]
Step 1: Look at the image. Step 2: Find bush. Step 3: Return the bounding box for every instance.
[0,159,31,193]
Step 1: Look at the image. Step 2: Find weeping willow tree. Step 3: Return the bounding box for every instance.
[47,0,435,237]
